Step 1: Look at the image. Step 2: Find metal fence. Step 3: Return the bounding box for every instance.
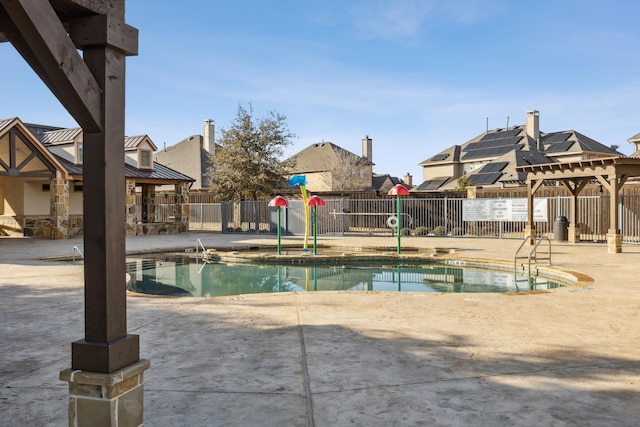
[147,195,640,243]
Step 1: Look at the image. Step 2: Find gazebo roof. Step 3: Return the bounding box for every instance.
[516,156,640,179]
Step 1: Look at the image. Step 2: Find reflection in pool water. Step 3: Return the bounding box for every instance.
[126,255,563,297]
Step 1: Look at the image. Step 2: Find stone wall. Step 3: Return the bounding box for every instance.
[21,215,83,238]
[50,179,70,239]
[125,179,137,235]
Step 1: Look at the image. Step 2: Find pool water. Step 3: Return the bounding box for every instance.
[126,255,562,297]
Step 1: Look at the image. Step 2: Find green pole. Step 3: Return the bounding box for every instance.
[396,195,402,254]
[277,206,282,255]
[313,206,318,256]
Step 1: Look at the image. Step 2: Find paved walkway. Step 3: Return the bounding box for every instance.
[1,232,639,426]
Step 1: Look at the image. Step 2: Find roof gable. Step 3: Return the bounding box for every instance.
[0,118,70,179]
[125,135,157,151]
[288,142,372,173]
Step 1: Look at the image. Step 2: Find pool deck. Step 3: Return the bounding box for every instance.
[2,232,640,426]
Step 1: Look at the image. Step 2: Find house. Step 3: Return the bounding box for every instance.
[0,117,194,239]
[629,132,640,156]
[286,137,376,192]
[372,173,411,193]
[416,110,622,191]
[154,119,215,190]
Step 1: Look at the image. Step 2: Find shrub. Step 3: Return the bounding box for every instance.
[433,226,446,236]
[414,226,429,236]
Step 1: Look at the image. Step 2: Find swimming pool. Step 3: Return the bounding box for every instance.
[125,254,563,297]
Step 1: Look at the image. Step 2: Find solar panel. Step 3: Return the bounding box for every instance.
[461,144,523,160]
[429,153,449,161]
[418,176,450,190]
[544,132,570,143]
[468,171,503,185]
[464,136,523,152]
[479,162,508,173]
[479,128,521,142]
[545,140,574,153]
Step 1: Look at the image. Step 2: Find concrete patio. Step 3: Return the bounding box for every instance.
[1,232,639,426]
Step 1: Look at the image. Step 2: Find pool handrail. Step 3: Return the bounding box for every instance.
[513,235,551,289]
[195,238,206,257]
[72,245,84,261]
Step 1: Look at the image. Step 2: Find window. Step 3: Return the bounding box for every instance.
[73,184,83,192]
[42,183,50,192]
[77,142,83,164]
[140,150,151,168]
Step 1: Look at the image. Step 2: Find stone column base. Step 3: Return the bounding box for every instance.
[60,359,150,427]
[568,225,581,243]
[607,230,622,253]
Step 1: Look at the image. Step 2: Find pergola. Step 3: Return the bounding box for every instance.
[517,156,640,253]
[1,1,147,425]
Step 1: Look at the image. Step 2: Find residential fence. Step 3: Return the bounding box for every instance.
[147,195,640,243]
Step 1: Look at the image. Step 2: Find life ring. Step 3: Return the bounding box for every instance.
[386,216,398,228]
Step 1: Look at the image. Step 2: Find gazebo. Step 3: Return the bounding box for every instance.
[517,156,640,253]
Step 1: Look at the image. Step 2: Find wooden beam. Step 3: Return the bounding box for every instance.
[560,178,589,196]
[0,0,102,131]
[69,14,138,56]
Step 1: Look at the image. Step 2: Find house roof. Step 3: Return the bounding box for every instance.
[153,134,212,188]
[371,174,404,191]
[1,117,193,184]
[465,149,555,186]
[543,130,620,156]
[288,142,373,173]
[0,117,18,133]
[417,116,623,191]
[36,127,82,145]
[419,145,461,165]
[460,127,525,161]
[125,135,157,151]
[628,132,640,143]
[0,118,71,179]
[53,154,194,183]
[420,125,620,169]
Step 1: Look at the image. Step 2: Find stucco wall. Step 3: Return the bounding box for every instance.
[422,163,457,181]
[70,184,83,214]
[23,181,49,215]
[3,178,24,215]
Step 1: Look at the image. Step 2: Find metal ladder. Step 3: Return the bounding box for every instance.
[513,235,551,289]
[195,238,218,264]
[71,245,84,261]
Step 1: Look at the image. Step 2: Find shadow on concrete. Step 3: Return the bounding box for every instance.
[1,259,639,426]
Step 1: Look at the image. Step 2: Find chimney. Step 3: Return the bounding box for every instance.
[203,119,215,154]
[403,172,413,187]
[525,110,540,141]
[362,135,372,162]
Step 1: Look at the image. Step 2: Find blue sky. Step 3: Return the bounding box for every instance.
[1,0,639,181]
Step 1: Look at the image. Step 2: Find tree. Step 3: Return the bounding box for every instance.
[207,104,295,201]
[322,146,371,192]
[454,175,475,191]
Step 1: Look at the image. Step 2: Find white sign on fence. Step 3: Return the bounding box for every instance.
[462,199,548,222]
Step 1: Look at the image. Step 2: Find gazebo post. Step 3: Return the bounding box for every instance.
[0,1,149,425]
[606,173,622,253]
